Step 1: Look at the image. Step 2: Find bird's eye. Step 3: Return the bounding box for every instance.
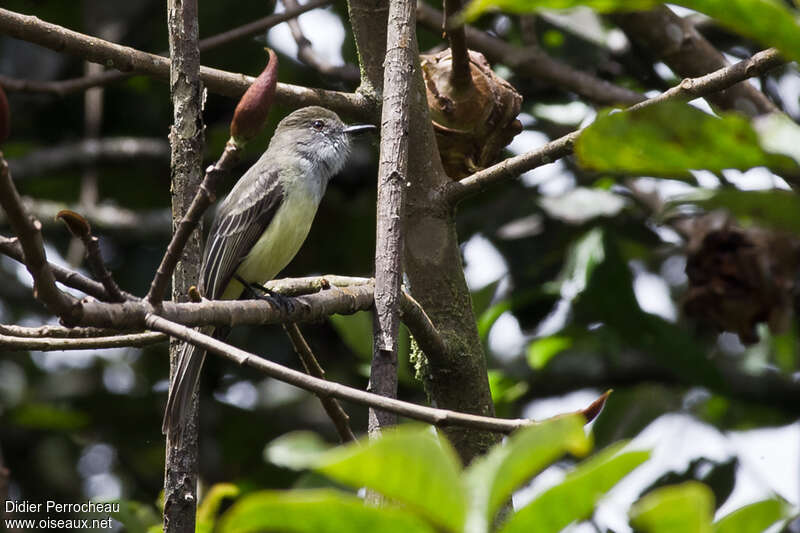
[311,120,324,131]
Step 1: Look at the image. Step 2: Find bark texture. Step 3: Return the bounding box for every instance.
[163,0,204,531]
[347,0,499,463]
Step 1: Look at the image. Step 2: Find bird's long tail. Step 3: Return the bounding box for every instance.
[162,327,214,444]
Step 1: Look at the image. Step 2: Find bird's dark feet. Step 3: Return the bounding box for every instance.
[236,275,295,313]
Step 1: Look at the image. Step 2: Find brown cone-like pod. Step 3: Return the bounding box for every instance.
[230,48,279,146]
[683,214,800,344]
[421,49,522,179]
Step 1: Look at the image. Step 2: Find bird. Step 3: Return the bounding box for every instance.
[162,106,375,443]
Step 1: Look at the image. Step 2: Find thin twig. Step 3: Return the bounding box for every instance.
[0,0,331,98]
[147,314,576,434]
[146,143,239,306]
[0,7,372,119]
[443,0,472,91]
[283,323,357,442]
[0,154,79,321]
[0,235,136,301]
[282,0,360,83]
[8,137,168,180]
[0,331,165,350]
[56,211,126,302]
[444,47,787,205]
[417,3,646,107]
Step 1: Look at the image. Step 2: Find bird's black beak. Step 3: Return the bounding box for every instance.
[344,124,377,135]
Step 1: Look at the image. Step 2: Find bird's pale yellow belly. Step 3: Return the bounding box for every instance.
[220,191,318,300]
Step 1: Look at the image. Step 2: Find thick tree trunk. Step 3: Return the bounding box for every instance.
[347,0,499,463]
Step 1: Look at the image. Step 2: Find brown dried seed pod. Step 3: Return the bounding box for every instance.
[683,215,800,344]
[421,49,522,179]
[230,48,279,145]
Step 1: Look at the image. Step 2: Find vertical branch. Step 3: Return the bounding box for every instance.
[163,0,204,531]
[443,0,472,91]
[369,0,415,434]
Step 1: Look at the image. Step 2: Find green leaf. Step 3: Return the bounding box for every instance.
[313,425,467,532]
[464,415,591,532]
[539,187,626,225]
[264,431,332,471]
[713,498,790,533]
[462,1,800,64]
[630,481,714,533]
[462,0,659,21]
[487,370,529,406]
[527,335,573,369]
[576,103,795,176]
[501,444,650,533]
[109,500,162,533]
[472,280,500,318]
[10,403,89,430]
[218,489,437,533]
[668,189,800,234]
[197,483,240,533]
[557,227,606,299]
[329,311,373,360]
[754,112,800,166]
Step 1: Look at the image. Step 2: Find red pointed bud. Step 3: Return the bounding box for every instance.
[580,390,612,424]
[56,209,91,238]
[0,85,9,144]
[230,48,278,146]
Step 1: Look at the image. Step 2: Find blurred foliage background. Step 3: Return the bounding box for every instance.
[1,0,799,530]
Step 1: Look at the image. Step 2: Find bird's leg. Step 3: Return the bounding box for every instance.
[235,274,295,313]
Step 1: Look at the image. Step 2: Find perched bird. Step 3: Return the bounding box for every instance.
[162,106,375,442]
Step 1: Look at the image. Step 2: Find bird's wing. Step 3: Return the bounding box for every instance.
[199,168,284,300]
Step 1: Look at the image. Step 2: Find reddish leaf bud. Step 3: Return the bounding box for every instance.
[230,49,279,145]
[56,209,91,238]
[0,85,9,144]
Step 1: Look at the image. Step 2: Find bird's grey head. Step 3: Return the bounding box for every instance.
[269,106,373,179]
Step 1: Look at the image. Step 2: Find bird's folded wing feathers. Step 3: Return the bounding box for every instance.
[200,169,284,300]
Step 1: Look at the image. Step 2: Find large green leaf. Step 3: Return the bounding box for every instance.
[576,103,795,176]
[463,415,591,533]
[462,0,800,63]
[312,425,467,532]
[667,189,800,234]
[264,431,332,471]
[218,489,436,533]
[197,483,240,533]
[713,498,790,533]
[500,443,650,533]
[630,482,714,533]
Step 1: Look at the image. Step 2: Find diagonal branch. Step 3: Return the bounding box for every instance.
[146,314,607,433]
[0,7,373,119]
[0,0,331,98]
[283,323,357,442]
[416,3,646,107]
[444,47,786,205]
[0,154,79,320]
[282,0,360,82]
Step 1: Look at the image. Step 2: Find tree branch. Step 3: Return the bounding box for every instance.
[162,0,203,529]
[0,154,79,319]
[8,137,168,180]
[442,0,472,91]
[612,6,777,117]
[283,323,357,442]
[145,313,561,434]
[282,0,360,83]
[369,0,416,433]
[416,3,646,107]
[0,7,373,120]
[0,235,136,301]
[444,47,786,205]
[0,330,165,350]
